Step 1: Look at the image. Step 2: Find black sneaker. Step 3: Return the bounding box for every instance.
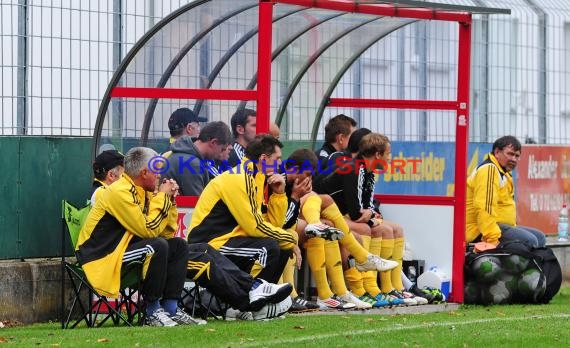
[288,297,307,313]
[422,287,445,303]
[409,284,436,304]
[304,223,344,241]
[290,296,319,312]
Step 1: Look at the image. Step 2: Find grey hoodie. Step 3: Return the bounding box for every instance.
[162,136,214,196]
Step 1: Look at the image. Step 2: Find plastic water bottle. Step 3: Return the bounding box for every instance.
[558,203,569,242]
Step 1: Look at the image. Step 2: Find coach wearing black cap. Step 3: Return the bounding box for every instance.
[91,149,124,205]
[168,108,207,143]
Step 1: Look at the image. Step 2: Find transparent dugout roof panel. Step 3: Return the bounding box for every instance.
[95,0,509,155]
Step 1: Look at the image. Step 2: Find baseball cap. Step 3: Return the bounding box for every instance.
[168,108,207,131]
[98,143,116,154]
[93,150,124,175]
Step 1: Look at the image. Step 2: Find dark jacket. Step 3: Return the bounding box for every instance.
[226,141,246,170]
[162,136,213,196]
[314,156,375,221]
[313,142,350,193]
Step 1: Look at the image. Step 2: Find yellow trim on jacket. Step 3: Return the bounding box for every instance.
[466,153,516,245]
[76,174,178,297]
[188,158,296,250]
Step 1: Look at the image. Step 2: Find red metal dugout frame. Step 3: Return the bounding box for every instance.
[108,0,476,302]
[272,0,473,303]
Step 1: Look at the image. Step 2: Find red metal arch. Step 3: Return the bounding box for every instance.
[101,0,510,303]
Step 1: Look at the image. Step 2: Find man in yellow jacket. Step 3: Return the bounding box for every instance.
[189,135,296,283]
[77,147,200,327]
[466,135,546,247]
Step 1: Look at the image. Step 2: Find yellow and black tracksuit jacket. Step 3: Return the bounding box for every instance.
[90,179,108,205]
[188,158,296,250]
[76,174,178,297]
[466,153,516,245]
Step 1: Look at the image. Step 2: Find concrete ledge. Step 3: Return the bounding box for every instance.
[546,236,570,248]
[291,303,460,317]
[546,237,570,280]
[0,259,76,324]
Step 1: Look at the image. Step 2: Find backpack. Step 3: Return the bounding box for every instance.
[464,241,562,305]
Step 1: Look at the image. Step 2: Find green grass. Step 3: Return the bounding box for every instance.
[2,287,570,347]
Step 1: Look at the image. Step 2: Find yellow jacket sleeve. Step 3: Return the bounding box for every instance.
[266,191,288,228]
[221,172,296,250]
[471,164,502,245]
[106,189,175,239]
[158,197,179,239]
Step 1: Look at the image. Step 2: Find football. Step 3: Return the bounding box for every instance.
[471,255,502,283]
[502,254,530,274]
[464,280,481,304]
[517,267,546,302]
[498,273,518,295]
[481,275,514,304]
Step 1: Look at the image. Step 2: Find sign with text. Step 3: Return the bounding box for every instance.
[375,141,491,196]
[516,146,570,234]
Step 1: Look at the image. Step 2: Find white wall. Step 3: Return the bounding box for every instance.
[381,203,455,291]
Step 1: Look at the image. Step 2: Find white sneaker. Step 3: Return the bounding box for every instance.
[225,308,254,321]
[145,308,177,327]
[338,291,372,309]
[389,290,417,306]
[355,254,398,272]
[249,279,293,310]
[316,295,356,310]
[252,296,292,320]
[170,308,207,325]
[304,223,344,241]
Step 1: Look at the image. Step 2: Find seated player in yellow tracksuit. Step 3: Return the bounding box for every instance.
[188,135,296,283]
[77,147,195,327]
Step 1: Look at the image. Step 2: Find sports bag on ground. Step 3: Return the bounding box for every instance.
[464,241,562,305]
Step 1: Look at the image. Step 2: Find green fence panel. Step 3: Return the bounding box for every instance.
[100,137,170,155]
[0,138,22,259]
[0,136,321,260]
[0,137,92,260]
[281,140,320,159]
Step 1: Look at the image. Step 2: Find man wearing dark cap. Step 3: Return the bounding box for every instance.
[168,108,207,143]
[91,149,125,205]
[163,121,233,196]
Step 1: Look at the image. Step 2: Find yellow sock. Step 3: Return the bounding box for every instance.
[391,237,405,291]
[321,204,368,262]
[362,271,381,297]
[344,267,365,296]
[324,240,348,296]
[320,203,370,263]
[361,235,371,251]
[305,238,334,300]
[281,255,298,298]
[338,232,369,264]
[379,238,395,293]
[369,237,382,257]
[362,237,382,296]
[301,195,322,224]
[321,205,349,233]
